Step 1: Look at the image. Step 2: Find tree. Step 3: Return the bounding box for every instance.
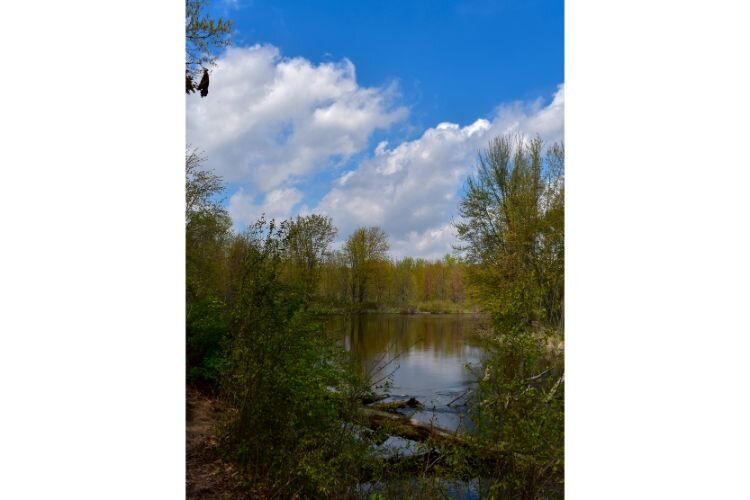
[319,250,351,306]
[185,148,230,302]
[392,257,416,306]
[286,215,337,272]
[285,215,337,303]
[186,0,232,88]
[186,148,226,222]
[456,134,565,497]
[343,227,389,306]
[455,134,564,328]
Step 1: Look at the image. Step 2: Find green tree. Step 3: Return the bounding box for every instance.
[343,227,389,307]
[285,215,337,304]
[456,134,565,497]
[319,249,351,306]
[456,134,564,328]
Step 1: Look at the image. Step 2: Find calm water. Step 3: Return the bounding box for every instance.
[329,313,488,431]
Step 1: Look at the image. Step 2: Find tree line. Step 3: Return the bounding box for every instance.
[319,240,474,314]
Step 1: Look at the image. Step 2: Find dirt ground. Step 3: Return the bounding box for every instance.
[186,387,245,499]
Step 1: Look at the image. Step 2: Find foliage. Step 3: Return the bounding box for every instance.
[186,148,226,220]
[319,242,473,312]
[456,134,564,330]
[186,295,228,387]
[218,218,372,497]
[470,329,564,498]
[455,134,565,497]
[186,149,231,387]
[184,206,393,494]
[344,226,390,307]
[186,0,232,78]
[284,214,337,305]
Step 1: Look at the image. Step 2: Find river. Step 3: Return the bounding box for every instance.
[329,313,488,432]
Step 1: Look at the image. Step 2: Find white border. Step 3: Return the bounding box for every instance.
[567,0,750,497]
[2,1,750,498]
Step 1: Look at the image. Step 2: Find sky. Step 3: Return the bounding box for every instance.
[187,0,564,259]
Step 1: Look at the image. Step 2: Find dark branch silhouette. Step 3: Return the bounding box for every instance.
[186,73,196,94]
[195,68,209,98]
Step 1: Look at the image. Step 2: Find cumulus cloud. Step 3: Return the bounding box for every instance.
[187,44,408,194]
[487,85,564,145]
[228,187,305,229]
[390,224,460,261]
[315,85,564,259]
[188,43,563,259]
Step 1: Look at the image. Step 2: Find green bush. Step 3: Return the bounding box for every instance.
[186,295,228,388]
[219,219,370,497]
[468,328,564,498]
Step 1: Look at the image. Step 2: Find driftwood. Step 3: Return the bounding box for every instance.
[356,404,520,481]
[358,407,514,477]
[372,397,423,412]
[358,407,466,446]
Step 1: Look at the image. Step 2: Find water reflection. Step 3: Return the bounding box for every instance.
[330,314,487,431]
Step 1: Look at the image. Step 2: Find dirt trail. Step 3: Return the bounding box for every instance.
[186,388,243,499]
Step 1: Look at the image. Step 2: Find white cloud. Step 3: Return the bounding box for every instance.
[228,187,304,229]
[315,85,564,259]
[487,84,564,145]
[390,224,459,261]
[189,45,563,259]
[187,44,408,192]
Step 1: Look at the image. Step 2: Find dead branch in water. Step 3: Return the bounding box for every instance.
[358,407,466,446]
[372,397,423,412]
[447,389,472,407]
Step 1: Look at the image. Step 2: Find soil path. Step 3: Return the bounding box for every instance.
[186,388,243,499]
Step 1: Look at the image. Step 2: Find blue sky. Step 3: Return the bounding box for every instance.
[225,0,563,126]
[188,0,564,258]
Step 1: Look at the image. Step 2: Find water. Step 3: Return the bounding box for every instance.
[330,313,488,432]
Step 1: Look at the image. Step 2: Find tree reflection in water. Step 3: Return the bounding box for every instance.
[331,314,488,431]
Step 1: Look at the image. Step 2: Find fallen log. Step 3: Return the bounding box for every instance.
[358,407,466,447]
[355,408,520,480]
[371,397,423,412]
